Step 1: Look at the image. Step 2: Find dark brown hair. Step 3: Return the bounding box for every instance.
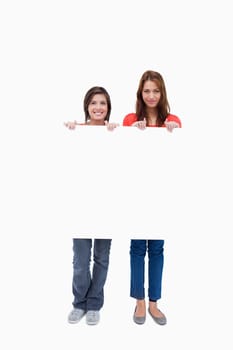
[83,86,111,123]
[136,70,170,126]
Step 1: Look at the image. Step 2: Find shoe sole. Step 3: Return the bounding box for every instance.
[86,320,99,325]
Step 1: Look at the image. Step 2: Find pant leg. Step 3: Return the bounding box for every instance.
[130,240,147,299]
[148,239,164,301]
[86,239,112,311]
[72,238,92,310]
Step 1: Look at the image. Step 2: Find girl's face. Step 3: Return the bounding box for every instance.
[142,80,161,109]
[88,94,108,123]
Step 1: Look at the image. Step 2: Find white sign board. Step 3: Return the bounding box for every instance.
[57,126,184,238]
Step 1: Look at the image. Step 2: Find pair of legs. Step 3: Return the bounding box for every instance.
[130,239,166,320]
[72,238,112,311]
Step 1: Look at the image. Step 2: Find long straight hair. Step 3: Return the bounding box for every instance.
[136,70,170,126]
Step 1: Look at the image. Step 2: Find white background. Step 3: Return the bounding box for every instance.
[0,0,232,349]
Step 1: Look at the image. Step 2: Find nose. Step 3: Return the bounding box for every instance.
[95,103,102,110]
[148,91,155,98]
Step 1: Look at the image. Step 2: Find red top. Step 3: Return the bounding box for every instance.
[123,113,182,127]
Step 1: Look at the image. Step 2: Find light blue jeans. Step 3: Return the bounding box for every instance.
[130,239,164,301]
[72,238,111,311]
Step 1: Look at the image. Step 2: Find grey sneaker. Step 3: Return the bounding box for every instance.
[68,308,86,324]
[86,310,100,325]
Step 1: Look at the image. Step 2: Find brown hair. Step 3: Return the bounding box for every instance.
[83,86,111,123]
[136,70,170,126]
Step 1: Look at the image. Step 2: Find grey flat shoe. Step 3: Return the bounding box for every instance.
[133,307,146,325]
[148,308,167,325]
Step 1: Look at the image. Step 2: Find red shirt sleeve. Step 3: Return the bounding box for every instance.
[123,113,138,126]
[165,114,182,127]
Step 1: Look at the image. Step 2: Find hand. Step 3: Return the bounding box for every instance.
[132,118,146,130]
[164,121,179,132]
[64,120,78,130]
[105,121,120,131]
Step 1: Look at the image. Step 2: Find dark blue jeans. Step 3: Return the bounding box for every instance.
[72,238,111,311]
[130,239,164,301]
